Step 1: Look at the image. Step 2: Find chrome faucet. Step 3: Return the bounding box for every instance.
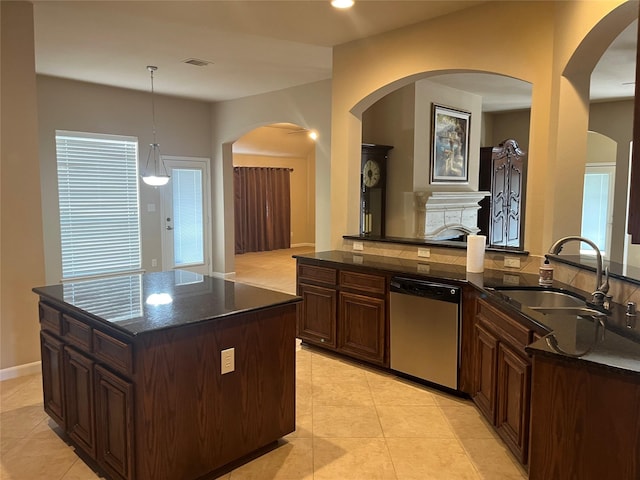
[548,236,610,308]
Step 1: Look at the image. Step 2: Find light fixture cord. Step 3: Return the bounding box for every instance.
[150,66,157,145]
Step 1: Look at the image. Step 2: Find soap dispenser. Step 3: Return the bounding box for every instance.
[539,258,553,286]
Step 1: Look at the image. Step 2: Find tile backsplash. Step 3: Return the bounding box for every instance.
[341,238,640,306]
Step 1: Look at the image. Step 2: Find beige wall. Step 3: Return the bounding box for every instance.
[210,79,331,274]
[330,0,632,257]
[1,2,46,371]
[232,154,315,246]
[37,75,213,283]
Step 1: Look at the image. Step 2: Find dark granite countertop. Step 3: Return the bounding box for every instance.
[295,250,640,375]
[33,270,301,337]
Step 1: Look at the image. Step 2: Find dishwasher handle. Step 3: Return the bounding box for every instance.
[390,277,460,303]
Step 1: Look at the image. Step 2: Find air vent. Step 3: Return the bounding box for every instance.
[183,58,212,67]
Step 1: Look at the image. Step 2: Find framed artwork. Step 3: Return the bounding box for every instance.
[430,104,470,183]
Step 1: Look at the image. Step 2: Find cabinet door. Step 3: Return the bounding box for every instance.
[95,365,134,480]
[297,283,337,348]
[472,323,498,423]
[40,331,66,427]
[64,346,96,458]
[496,343,531,464]
[338,292,385,365]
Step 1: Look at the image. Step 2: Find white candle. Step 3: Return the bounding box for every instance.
[466,235,486,273]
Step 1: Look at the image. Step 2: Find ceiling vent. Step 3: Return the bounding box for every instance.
[183,58,212,67]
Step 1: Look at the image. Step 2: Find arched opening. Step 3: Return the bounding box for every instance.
[230,122,316,292]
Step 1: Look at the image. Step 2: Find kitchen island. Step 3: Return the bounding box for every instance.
[33,270,301,480]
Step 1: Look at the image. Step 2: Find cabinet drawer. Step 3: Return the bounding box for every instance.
[298,263,337,286]
[39,303,62,336]
[93,330,133,376]
[339,270,385,295]
[477,299,531,349]
[63,314,92,352]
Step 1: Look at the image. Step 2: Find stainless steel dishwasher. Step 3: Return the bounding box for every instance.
[389,276,461,390]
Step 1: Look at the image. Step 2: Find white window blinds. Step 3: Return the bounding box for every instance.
[56,131,142,280]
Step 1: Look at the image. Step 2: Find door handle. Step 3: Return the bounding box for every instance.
[166,226,173,230]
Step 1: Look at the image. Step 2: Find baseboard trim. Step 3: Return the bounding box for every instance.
[0,361,42,381]
[290,243,315,248]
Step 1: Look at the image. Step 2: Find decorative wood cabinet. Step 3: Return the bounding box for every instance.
[296,260,388,367]
[478,139,527,249]
[472,297,536,465]
[39,303,134,480]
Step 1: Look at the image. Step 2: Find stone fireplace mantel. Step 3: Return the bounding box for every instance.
[415,191,491,240]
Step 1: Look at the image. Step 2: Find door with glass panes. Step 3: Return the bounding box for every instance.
[160,157,211,274]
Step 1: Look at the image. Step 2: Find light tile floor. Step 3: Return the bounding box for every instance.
[0,247,527,479]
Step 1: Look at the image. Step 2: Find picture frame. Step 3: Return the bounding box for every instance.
[430,104,471,183]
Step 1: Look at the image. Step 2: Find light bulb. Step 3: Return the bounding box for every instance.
[142,175,170,186]
[331,0,354,8]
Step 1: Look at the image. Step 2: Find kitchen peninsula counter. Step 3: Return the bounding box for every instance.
[293,250,640,375]
[33,271,301,480]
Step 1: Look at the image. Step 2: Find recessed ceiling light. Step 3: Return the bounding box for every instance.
[331,0,354,9]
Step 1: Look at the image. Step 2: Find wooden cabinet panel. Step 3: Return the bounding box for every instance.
[496,343,531,465]
[339,271,385,295]
[40,302,62,336]
[530,355,640,479]
[63,314,92,352]
[297,283,337,348]
[40,331,66,427]
[338,292,385,365]
[95,365,134,480]
[93,330,133,376]
[472,322,498,423]
[64,346,96,458]
[298,264,337,286]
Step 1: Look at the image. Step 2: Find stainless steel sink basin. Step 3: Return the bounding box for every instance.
[496,289,585,308]
[529,306,606,317]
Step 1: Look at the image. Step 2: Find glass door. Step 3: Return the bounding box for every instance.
[161,157,211,274]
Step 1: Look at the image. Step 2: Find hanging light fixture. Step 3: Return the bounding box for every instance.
[141,65,170,186]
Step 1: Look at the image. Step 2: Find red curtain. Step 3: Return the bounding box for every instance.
[234,167,291,254]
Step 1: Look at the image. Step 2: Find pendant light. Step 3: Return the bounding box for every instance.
[141,65,170,186]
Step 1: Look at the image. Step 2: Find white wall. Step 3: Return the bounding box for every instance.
[37,75,213,283]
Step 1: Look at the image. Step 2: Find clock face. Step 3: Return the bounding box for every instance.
[363,159,381,188]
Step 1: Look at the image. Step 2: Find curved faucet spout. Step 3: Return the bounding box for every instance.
[548,236,608,307]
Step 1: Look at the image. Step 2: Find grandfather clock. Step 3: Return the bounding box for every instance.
[360,144,393,237]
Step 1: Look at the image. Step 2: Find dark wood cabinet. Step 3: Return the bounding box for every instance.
[496,342,531,464]
[298,283,337,348]
[472,297,537,465]
[296,259,387,367]
[65,346,96,458]
[478,139,526,249]
[39,304,134,479]
[338,291,385,365]
[95,364,134,480]
[40,330,66,427]
[529,354,640,479]
[472,322,498,422]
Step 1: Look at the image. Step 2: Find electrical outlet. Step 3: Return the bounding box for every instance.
[151,258,157,267]
[221,348,235,374]
[417,248,431,258]
[504,257,521,268]
[353,241,364,251]
[417,263,430,274]
[503,274,521,285]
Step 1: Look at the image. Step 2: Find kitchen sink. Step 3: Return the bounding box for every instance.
[495,288,586,308]
[528,306,606,317]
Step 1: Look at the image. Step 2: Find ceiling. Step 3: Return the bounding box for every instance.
[31,0,637,158]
